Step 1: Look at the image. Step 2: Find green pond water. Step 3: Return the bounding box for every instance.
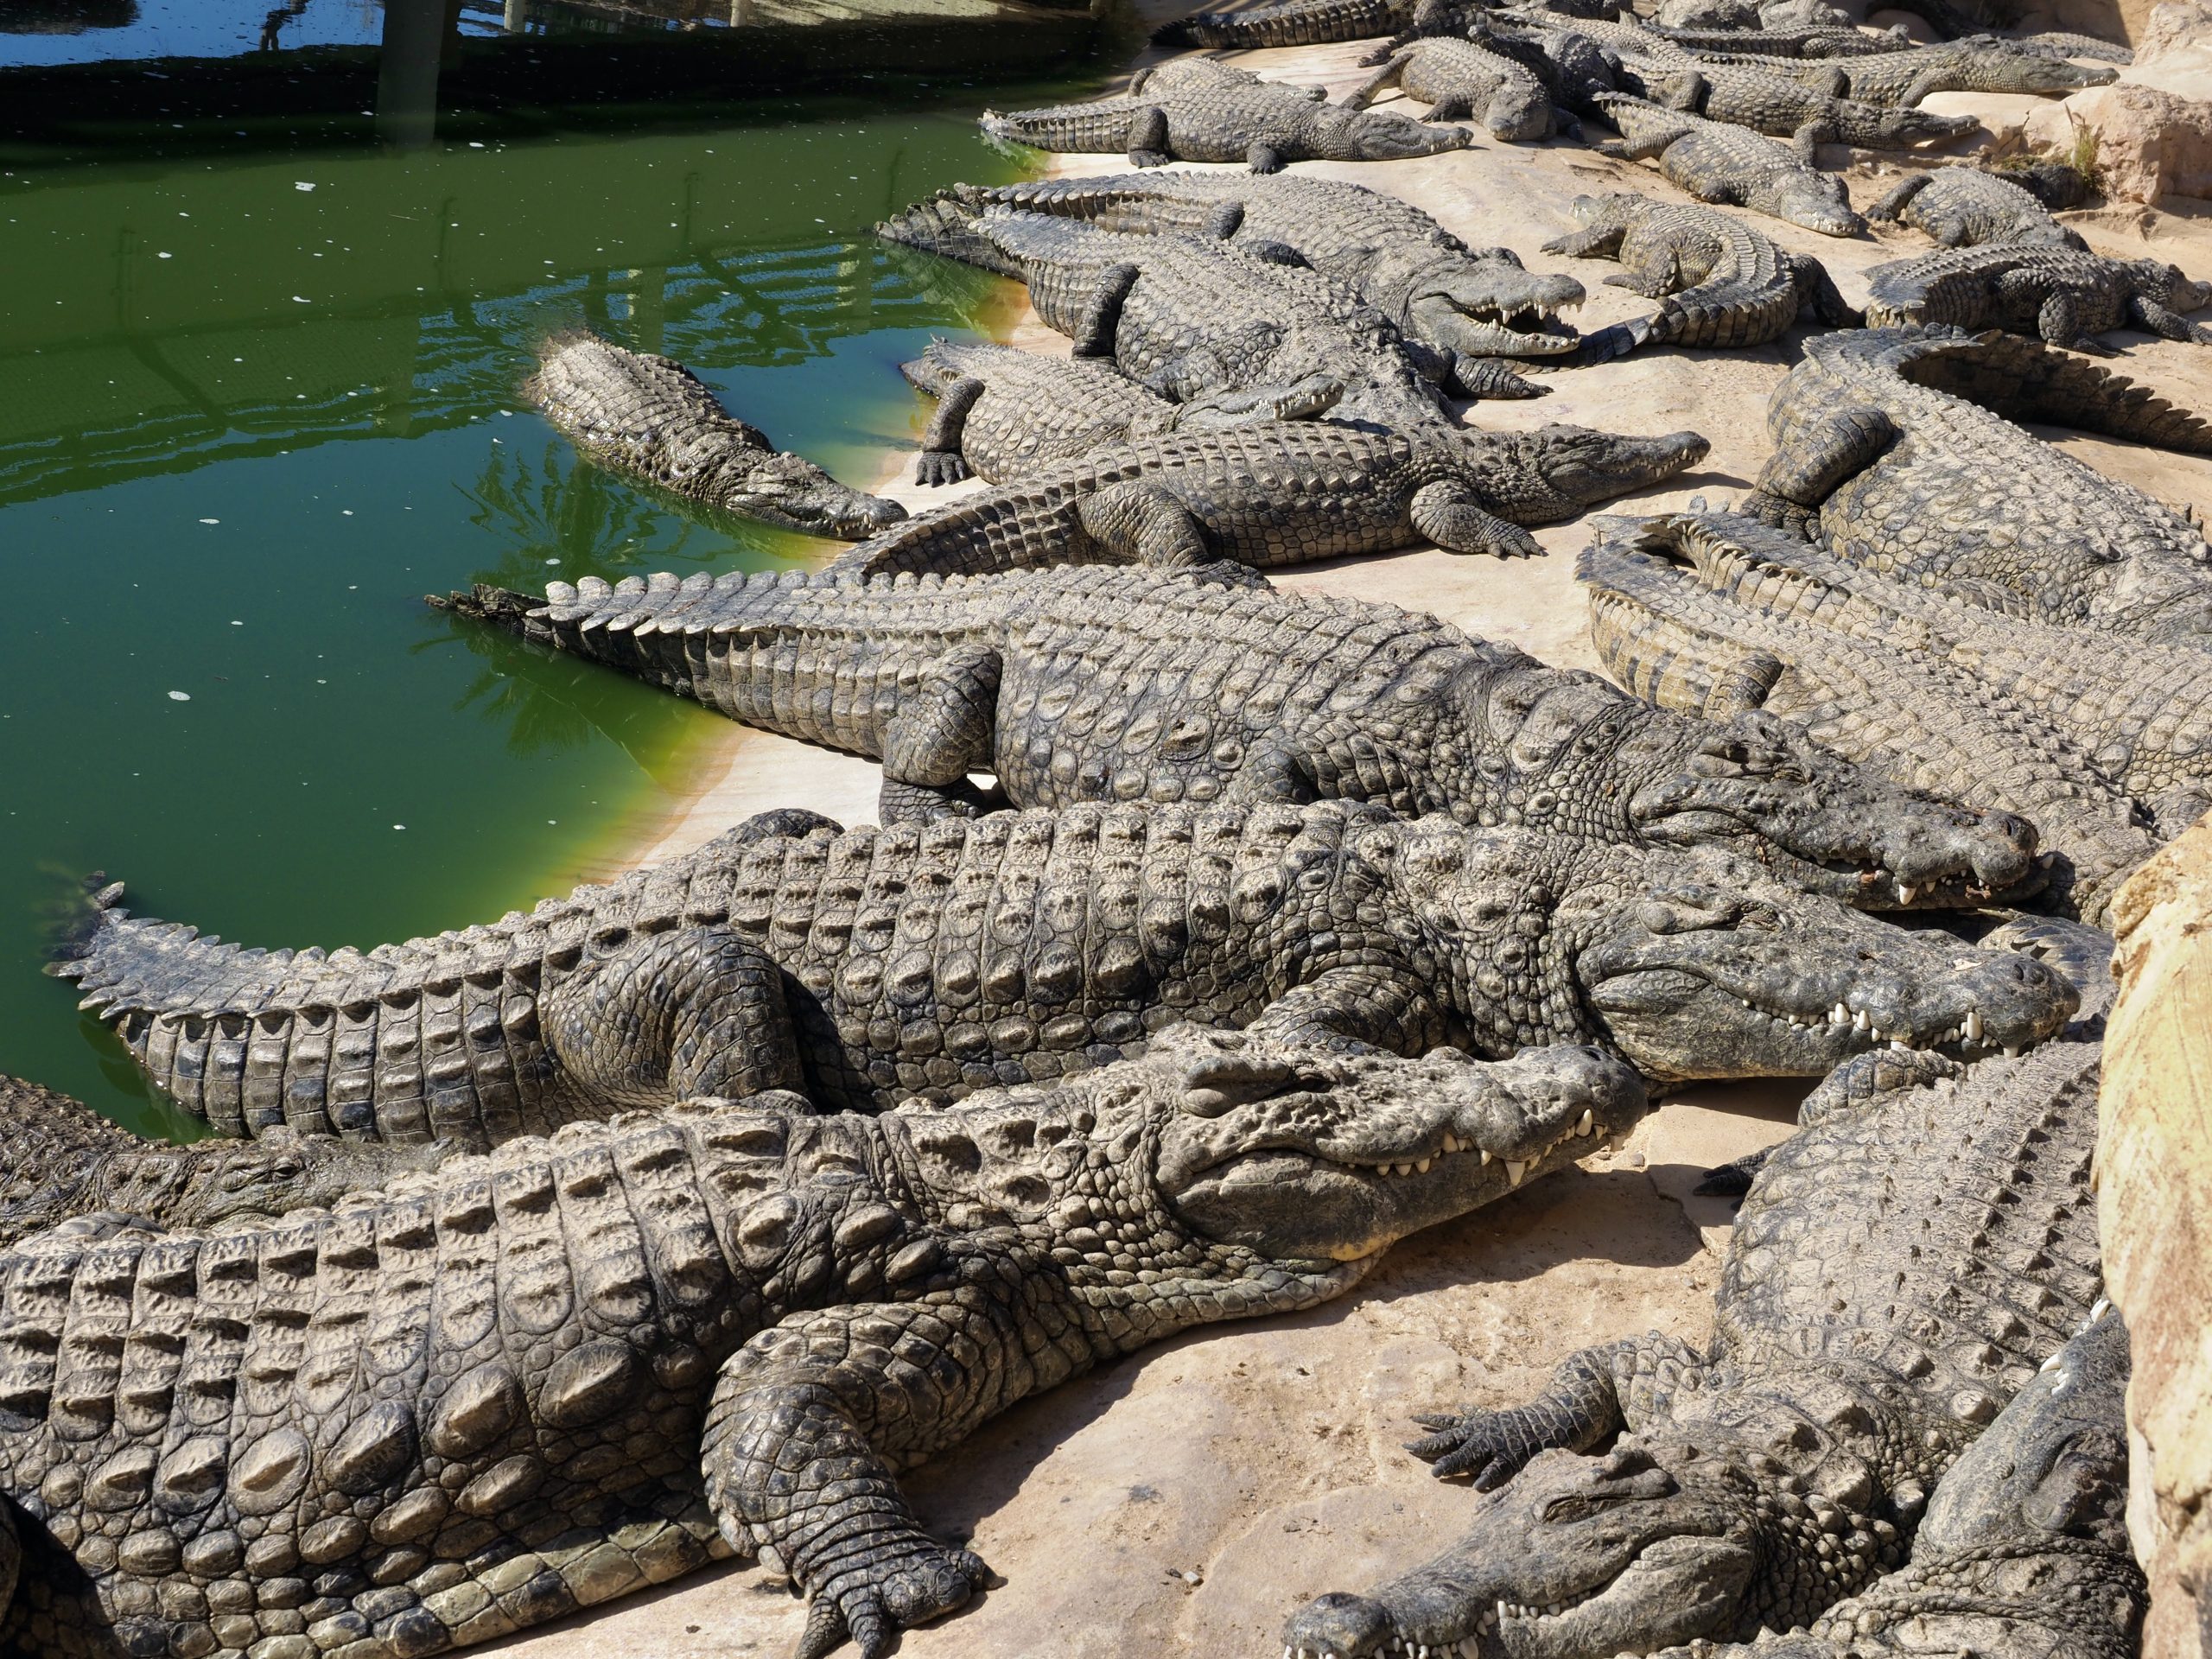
[0,67,1108,1135]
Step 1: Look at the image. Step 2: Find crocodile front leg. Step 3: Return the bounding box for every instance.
[702,1271,1090,1657]
[1788,251,1861,326]
[1076,480,1214,568]
[1245,963,1448,1056]
[1247,142,1289,174]
[1344,48,1411,111]
[2130,294,2212,344]
[1742,404,1895,531]
[912,376,985,486]
[539,925,805,1109]
[1865,169,1929,223]
[1068,260,1141,357]
[1412,480,1543,557]
[1127,105,1172,168]
[878,645,1007,823]
[2033,287,2115,354]
[1406,1333,1707,1486]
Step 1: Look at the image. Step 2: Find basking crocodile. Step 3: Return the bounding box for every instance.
[878,201,1471,429]
[524,333,906,542]
[978,57,1471,175]
[0,1072,438,1248]
[1592,95,1867,236]
[1543,194,1858,360]
[1649,21,1916,54]
[1643,1310,2143,1659]
[1862,243,2212,351]
[1867,163,2087,248]
[824,418,1710,574]
[52,801,2076,1147]
[1282,1022,2107,1659]
[1618,54,1980,154]
[967,169,1586,363]
[0,1025,1647,1659]
[899,340,1344,486]
[1580,512,2168,919]
[1347,36,1559,141]
[1652,0,1851,33]
[1698,38,2116,105]
[439,560,2039,906]
[1741,327,2212,643]
[1157,0,1423,48]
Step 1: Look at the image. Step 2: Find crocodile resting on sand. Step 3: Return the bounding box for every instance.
[439,560,2038,906]
[1618,54,1980,155]
[824,418,1709,574]
[979,57,1471,175]
[1543,194,1857,360]
[1162,0,1620,49]
[0,1025,1646,1659]
[1592,95,1866,236]
[524,334,905,541]
[1863,244,2212,353]
[1346,35,1560,142]
[1649,1310,2144,1659]
[1284,1018,2107,1659]
[961,170,1587,364]
[1741,327,2212,643]
[1580,513,2166,920]
[51,800,2075,1146]
[1695,38,2115,106]
[898,340,1343,486]
[0,1072,438,1249]
[1867,164,2085,248]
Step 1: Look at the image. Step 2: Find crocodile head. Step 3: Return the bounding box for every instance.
[1464,424,1711,520]
[1376,821,2078,1081]
[709,448,909,541]
[1402,252,1587,359]
[2132,257,2212,315]
[1965,41,2117,94]
[1869,105,1980,145]
[1763,174,1866,238]
[159,1131,447,1230]
[1314,104,1478,161]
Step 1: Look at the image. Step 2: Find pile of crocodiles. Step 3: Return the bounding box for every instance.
[4,0,2204,1655]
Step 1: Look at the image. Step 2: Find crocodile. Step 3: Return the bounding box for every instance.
[0,1024,1648,1659]
[1643,1310,2143,1659]
[1579,512,2170,919]
[1162,0,1621,49]
[1542,194,1858,360]
[1346,36,1560,141]
[524,333,906,542]
[1740,327,2212,644]
[1618,54,1981,155]
[0,1072,440,1249]
[1652,0,1852,33]
[1867,162,2086,248]
[878,200,1472,429]
[437,559,2040,906]
[1281,1020,2108,1659]
[823,418,1711,575]
[1694,39,2117,106]
[1591,95,1867,236]
[898,340,1344,486]
[977,57,1472,175]
[1648,21,1917,55]
[955,170,1587,363]
[1862,243,2212,352]
[51,800,2078,1147]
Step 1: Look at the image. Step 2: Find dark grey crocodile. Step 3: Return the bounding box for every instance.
[1741,327,2212,643]
[824,418,1709,575]
[524,333,906,541]
[1282,1019,2107,1659]
[967,169,1587,363]
[1347,35,1560,141]
[1592,95,1867,235]
[899,340,1344,486]
[1868,163,2087,248]
[1863,244,2212,351]
[879,200,1470,429]
[0,1024,1647,1659]
[52,800,2078,1149]
[1697,38,2116,106]
[1641,1310,2144,1659]
[0,1071,439,1248]
[1651,0,1851,33]
[978,57,1471,175]
[1647,22,1916,56]
[438,560,2040,906]
[1580,512,2169,920]
[1543,193,1858,360]
[1157,0,1424,48]
[1620,53,1980,154]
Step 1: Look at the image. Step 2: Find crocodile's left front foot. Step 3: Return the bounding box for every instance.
[795,1533,995,1659]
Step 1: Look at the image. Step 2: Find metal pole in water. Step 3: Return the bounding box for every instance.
[376,0,446,150]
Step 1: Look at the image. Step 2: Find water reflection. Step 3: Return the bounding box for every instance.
[1,0,140,33]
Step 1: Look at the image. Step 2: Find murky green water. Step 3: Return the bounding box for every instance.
[0,67,1099,1134]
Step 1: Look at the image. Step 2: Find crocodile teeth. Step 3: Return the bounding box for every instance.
[1506,1160,1527,1187]
[1480,1149,1493,1166]
[2005,1046,2022,1058]
[1853,1008,1871,1032]
[1576,1109,1594,1136]
[1965,1009,1984,1042]
[1416,1158,1433,1174]
[1898,882,1920,904]
[1891,1039,1910,1052]
[1831,1003,1849,1026]
[1442,1131,1462,1154]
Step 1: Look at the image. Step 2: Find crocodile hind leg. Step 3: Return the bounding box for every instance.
[878,645,1007,823]
[1076,480,1217,569]
[2023,282,2114,354]
[2131,294,2212,345]
[1741,404,1896,532]
[912,375,985,486]
[1127,105,1172,168]
[539,925,805,1109]
[702,1274,1088,1657]
[1065,261,1141,357]
[1344,49,1411,111]
[1411,480,1543,557]
[1789,251,1861,327]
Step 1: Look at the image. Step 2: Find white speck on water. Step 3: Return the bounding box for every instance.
[198,517,219,524]
[292,295,309,303]
[157,251,173,259]
[393,823,406,830]
[230,620,242,626]
[341,509,353,516]
[295,181,315,190]
[545,557,558,565]
[167,690,191,701]
[469,141,485,148]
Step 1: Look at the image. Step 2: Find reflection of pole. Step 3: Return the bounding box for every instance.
[728,0,752,21]
[626,268,665,353]
[503,0,526,30]
[376,0,445,149]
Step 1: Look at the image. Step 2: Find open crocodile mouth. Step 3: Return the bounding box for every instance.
[1591,969,2043,1065]
[1453,304,1583,358]
[1285,1608,1503,1659]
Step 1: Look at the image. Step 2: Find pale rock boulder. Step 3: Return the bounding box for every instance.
[2008,3,2212,202]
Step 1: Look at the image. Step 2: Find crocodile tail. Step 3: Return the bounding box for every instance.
[1575,521,1781,714]
[976,102,1139,158]
[875,190,1025,278]
[1159,0,1403,48]
[984,174,1227,236]
[828,475,1094,582]
[1847,326,2212,456]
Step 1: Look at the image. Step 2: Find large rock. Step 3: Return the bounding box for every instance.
[2102,810,2212,1659]
[2007,3,2212,202]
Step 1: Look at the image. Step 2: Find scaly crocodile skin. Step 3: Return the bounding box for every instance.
[1693,38,2114,105]
[1867,164,2084,249]
[1592,94,1866,235]
[1863,243,2212,351]
[1347,36,1556,141]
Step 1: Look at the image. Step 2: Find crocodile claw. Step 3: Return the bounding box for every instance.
[1405,1411,1537,1488]
[797,1541,994,1659]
